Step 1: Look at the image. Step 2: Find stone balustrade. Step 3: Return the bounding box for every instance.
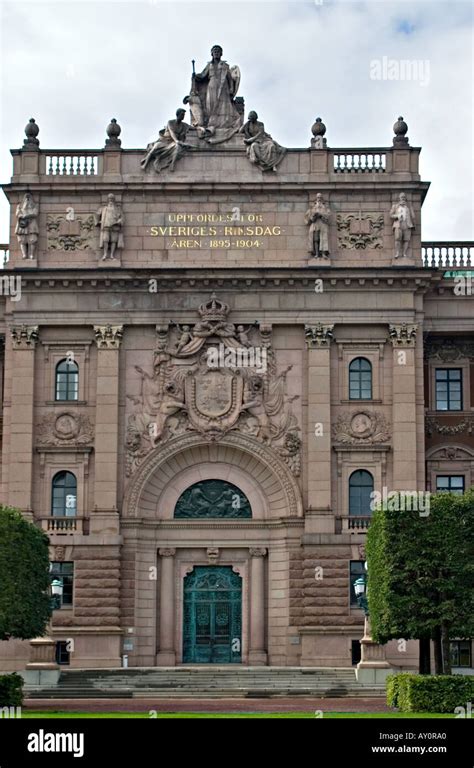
[422,241,474,269]
[45,152,99,176]
[332,150,387,173]
[10,144,420,182]
[38,516,83,534]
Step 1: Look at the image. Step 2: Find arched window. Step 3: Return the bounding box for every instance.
[55,359,78,401]
[174,480,252,519]
[51,472,77,517]
[349,357,372,400]
[349,470,374,517]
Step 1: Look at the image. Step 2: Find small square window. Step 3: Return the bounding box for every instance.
[436,476,465,495]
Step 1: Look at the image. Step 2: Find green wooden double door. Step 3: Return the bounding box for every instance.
[183,566,242,664]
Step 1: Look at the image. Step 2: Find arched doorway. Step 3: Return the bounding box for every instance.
[183,566,242,663]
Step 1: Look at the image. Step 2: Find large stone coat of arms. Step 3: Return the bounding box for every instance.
[126,294,301,477]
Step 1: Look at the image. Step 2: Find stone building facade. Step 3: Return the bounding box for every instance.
[0,97,473,672]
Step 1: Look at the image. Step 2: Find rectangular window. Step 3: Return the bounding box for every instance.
[55,641,71,665]
[450,640,472,668]
[350,560,366,606]
[50,562,74,607]
[436,476,465,494]
[435,368,462,411]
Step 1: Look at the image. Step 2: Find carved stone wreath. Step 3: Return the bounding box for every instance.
[36,412,94,446]
[332,410,391,444]
[425,415,474,437]
[424,337,474,362]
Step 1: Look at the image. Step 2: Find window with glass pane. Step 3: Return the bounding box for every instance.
[349,470,374,516]
[55,641,71,664]
[350,561,366,605]
[51,472,77,516]
[55,359,78,401]
[435,368,462,410]
[50,562,74,607]
[436,476,465,494]
[349,358,372,400]
[450,640,472,668]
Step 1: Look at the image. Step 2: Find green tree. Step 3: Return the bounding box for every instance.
[366,490,474,674]
[0,506,51,640]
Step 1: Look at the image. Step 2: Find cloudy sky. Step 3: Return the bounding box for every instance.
[0,0,472,242]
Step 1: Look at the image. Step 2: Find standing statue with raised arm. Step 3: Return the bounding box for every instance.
[141,108,192,173]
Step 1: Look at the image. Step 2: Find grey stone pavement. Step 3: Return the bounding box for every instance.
[25,697,390,714]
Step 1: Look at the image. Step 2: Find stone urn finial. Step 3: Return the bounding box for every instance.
[23,118,40,149]
[311,117,327,149]
[393,116,409,147]
[105,118,122,149]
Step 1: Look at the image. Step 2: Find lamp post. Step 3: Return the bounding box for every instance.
[25,571,63,684]
[354,561,391,684]
[50,578,63,610]
[353,573,369,616]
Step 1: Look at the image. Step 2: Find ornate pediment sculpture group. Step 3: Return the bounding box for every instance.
[126,294,301,477]
[141,44,286,174]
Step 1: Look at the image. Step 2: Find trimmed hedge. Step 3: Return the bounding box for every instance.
[0,672,24,707]
[387,673,474,713]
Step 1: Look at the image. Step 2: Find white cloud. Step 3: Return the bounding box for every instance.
[0,0,472,241]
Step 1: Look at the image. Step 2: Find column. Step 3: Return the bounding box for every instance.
[6,326,39,512]
[93,325,122,529]
[389,324,418,490]
[157,548,176,666]
[305,324,334,532]
[249,548,267,665]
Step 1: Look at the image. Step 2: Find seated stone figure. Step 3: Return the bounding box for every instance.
[240,111,286,172]
[141,109,192,173]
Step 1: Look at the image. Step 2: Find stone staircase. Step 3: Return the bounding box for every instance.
[26,667,385,699]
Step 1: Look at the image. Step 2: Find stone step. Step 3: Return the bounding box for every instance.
[25,667,385,699]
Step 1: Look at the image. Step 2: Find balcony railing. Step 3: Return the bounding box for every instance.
[0,244,9,268]
[38,516,83,534]
[339,515,372,532]
[422,242,474,269]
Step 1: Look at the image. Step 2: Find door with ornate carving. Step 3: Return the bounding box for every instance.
[183,566,242,664]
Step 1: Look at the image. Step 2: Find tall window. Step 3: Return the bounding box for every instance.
[50,562,74,607]
[435,368,462,411]
[349,561,366,605]
[55,359,78,401]
[349,470,374,516]
[349,358,372,400]
[436,476,465,494]
[51,472,77,517]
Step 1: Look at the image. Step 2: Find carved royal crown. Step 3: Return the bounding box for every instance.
[198,293,230,322]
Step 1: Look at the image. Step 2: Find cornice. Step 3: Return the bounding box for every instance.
[1,269,435,293]
[120,518,305,530]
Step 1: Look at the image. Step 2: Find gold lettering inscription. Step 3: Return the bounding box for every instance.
[149,213,281,249]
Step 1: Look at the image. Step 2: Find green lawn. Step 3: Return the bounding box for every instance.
[20,711,455,719]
